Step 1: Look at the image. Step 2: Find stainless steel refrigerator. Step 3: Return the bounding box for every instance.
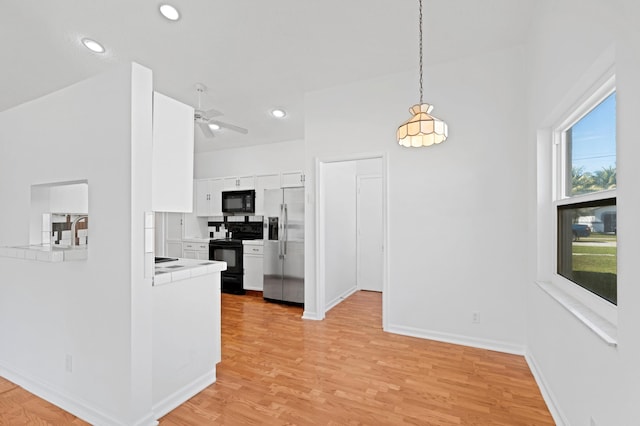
[263,187,304,305]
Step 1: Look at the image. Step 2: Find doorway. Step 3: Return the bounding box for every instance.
[316,154,387,327]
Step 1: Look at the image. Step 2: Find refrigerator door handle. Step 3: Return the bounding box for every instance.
[284,204,288,256]
[279,203,284,258]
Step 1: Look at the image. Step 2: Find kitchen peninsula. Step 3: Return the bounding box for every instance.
[0,63,225,425]
[151,257,226,417]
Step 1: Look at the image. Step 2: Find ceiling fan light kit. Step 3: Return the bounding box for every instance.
[193,83,248,139]
[397,0,448,148]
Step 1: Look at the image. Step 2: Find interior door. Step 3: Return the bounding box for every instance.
[357,176,383,292]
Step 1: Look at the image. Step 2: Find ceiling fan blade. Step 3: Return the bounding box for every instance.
[204,107,224,119]
[208,119,249,135]
[198,122,215,138]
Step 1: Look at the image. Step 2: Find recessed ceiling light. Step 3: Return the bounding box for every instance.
[271,108,287,118]
[81,38,105,53]
[159,4,180,21]
[208,123,221,130]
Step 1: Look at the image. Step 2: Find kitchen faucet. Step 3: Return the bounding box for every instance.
[70,215,88,246]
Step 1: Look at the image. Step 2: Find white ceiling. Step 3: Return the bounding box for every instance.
[1,0,535,152]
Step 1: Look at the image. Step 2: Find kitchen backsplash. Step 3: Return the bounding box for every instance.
[208,216,263,240]
[46,213,88,246]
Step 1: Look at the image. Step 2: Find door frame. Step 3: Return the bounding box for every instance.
[314,152,388,329]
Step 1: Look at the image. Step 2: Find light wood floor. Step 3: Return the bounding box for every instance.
[0,291,554,425]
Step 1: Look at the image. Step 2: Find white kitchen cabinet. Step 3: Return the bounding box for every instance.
[243,242,264,291]
[196,178,224,217]
[183,241,209,260]
[166,241,182,258]
[237,175,255,189]
[166,213,183,241]
[195,179,210,216]
[281,171,305,187]
[152,92,195,212]
[222,177,238,190]
[183,181,208,237]
[209,179,223,215]
[165,213,184,258]
[254,173,281,216]
[166,211,205,240]
[223,175,255,190]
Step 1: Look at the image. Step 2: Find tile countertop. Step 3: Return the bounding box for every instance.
[154,258,227,286]
[0,244,88,262]
[182,237,210,243]
[242,239,264,246]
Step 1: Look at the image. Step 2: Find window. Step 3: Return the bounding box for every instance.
[555,84,616,305]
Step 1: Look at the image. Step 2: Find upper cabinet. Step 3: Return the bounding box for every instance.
[223,175,255,191]
[152,92,195,212]
[195,171,305,217]
[281,171,305,187]
[196,178,223,217]
[255,174,280,216]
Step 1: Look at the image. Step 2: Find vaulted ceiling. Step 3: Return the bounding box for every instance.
[1,0,536,152]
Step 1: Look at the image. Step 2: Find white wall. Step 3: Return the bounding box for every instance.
[0,64,154,425]
[305,45,529,352]
[194,139,305,179]
[48,182,89,214]
[525,1,640,424]
[356,158,383,176]
[323,161,358,309]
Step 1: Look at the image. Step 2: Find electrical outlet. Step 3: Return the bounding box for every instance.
[472,312,480,324]
[65,354,73,373]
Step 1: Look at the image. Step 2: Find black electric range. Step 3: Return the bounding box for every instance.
[209,221,262,295]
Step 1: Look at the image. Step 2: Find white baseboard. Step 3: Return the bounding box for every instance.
[385,323,526,356]
[302,311,322,320]
[152,369,216,420]
[243,286,263,291]
[525,351,568,426]
[0,361,156,426]
[325,286,358,313]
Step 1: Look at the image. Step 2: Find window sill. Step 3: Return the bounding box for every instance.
[535,281,617,347]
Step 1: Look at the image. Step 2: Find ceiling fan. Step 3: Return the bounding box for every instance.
[193,83,248,138]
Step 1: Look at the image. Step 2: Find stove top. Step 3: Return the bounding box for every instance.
[210,238,243,246]
[155,256,178,264]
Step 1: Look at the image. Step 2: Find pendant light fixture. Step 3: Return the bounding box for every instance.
[397,0,448,148]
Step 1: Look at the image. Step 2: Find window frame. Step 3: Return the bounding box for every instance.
[551,74,617,319]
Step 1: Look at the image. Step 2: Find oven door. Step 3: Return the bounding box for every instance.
[209,243,242,274]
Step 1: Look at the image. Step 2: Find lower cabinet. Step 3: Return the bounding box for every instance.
[243,243,264,291]
[183,241,209,260]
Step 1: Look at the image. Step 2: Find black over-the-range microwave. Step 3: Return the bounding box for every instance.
[221,189,255,214]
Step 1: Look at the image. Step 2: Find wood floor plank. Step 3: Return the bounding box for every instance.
[162,290,554,425]
[0,290,554,425]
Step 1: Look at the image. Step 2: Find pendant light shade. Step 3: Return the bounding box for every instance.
[397,103,448,147]
[397,0,448,148]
